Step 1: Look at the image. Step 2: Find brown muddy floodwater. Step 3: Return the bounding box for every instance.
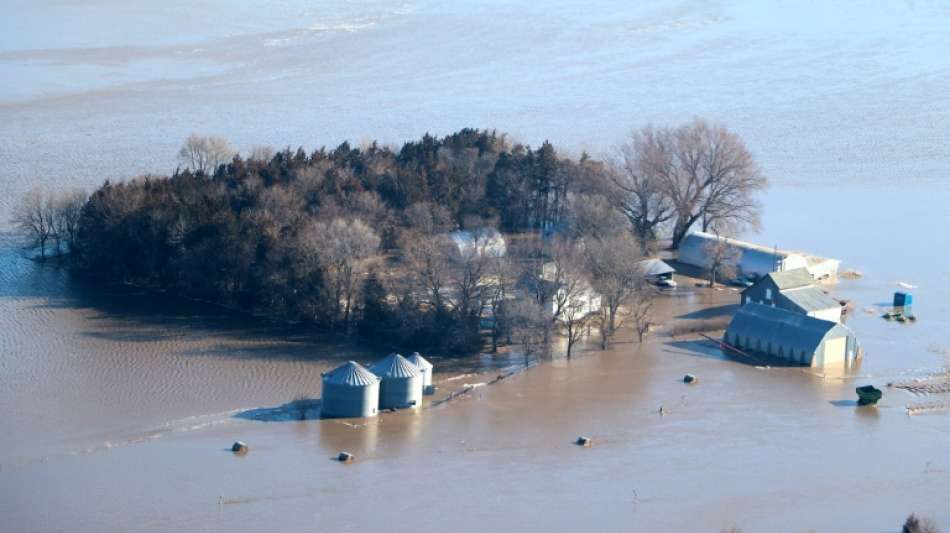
[2,182,950,532]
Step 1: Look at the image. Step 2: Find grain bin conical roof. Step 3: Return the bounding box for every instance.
[370,353,421,378]
[406,352,433,370]
[322,361,380,386]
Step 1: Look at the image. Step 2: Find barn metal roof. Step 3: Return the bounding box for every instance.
[406,352,433,370]
[370,353,421,379]
[781,286,842,312]
[322,361,380,387]
[767,268,815,290]
[639,258,675,277]
[726,304,849,353]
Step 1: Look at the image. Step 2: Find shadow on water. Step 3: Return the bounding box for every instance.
[234,399,324,422]
[1,237,593,373]
[676,303,739,320]
[665,339,805,368]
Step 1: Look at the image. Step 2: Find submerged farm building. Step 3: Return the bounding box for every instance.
[638,258,675,282]
[321,361,381,418]
[724,304,859,367]
[370,353,424,410]
[741,268,843,323]
[678,231,840,281]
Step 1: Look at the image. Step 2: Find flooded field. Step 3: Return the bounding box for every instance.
[3,0,950,531]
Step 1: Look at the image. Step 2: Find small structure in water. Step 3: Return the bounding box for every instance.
[724,303,859,367]
[406,352,434,392]
[856,385,882,406]
[370,353,424,410]
[231,441,248,454]
[321,361,381,419]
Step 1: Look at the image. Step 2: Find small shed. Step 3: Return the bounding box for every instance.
[370,353,424,410]
[406,352,433,388]
[741,268,843,322]
[321,361,380,418]
[638,258,675,282]
[724,304,859,367]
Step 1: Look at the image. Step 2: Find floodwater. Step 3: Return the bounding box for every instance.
[3,1,950,531]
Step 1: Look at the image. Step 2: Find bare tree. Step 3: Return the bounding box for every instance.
[611,128,676,249]
[400,230,452,312]
[302,217,381,329]
[52,188,88,255]
[585,232,652,348]
[404,202,453,236]
[11,187,56,259]
[178,134,235,174]
[703,233,741,287]
[560,290,594,358]
[485,253,516,352]
[507,298,546,368]
[630,120,767,248]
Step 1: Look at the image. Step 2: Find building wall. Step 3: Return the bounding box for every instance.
[810,306,843,323]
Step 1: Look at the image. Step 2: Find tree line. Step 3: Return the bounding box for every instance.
[11,120,767,356]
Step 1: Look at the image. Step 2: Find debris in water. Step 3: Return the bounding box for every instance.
[856,385,883,406]
[683,374,698,384]
[337,452,355,464]
[897,282,918,290]
[840,269,863,279]
[231,441,248,454]
[906,402,950,416]
[575,436,592,447]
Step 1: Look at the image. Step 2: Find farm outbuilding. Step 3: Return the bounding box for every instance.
[370,353,424,410]
[638,258,675,282]
[724,304,859,367]
[678,231,839,281]
[406,352,433,389]
[321,361,381,418]
[741,268,843,323]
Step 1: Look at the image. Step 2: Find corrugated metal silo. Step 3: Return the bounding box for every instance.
[321,361,380,418]
[370,353,424,410]
[406,352,433,388]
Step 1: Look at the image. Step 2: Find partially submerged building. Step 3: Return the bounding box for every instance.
[321,361,381,418]
[741,268,843,323]
[724,304,859,367]
[678,231,840,281]
[370,353,424,410]
[638,258,675,283]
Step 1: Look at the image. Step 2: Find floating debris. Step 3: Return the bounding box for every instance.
[907,402,950,416]
[840,269,863,279]
[856,385,882,406]
[231,441,248,454]
[893,376,950,395]
[337,452,355,464]
[683,374,698,384]
[575,436,592,447]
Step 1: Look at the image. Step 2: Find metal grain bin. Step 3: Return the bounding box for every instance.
[406,352,433,388]
[370,353,423,410]
[321,361,380,418]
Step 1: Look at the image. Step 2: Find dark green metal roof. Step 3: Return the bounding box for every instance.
[726,303,851,353]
